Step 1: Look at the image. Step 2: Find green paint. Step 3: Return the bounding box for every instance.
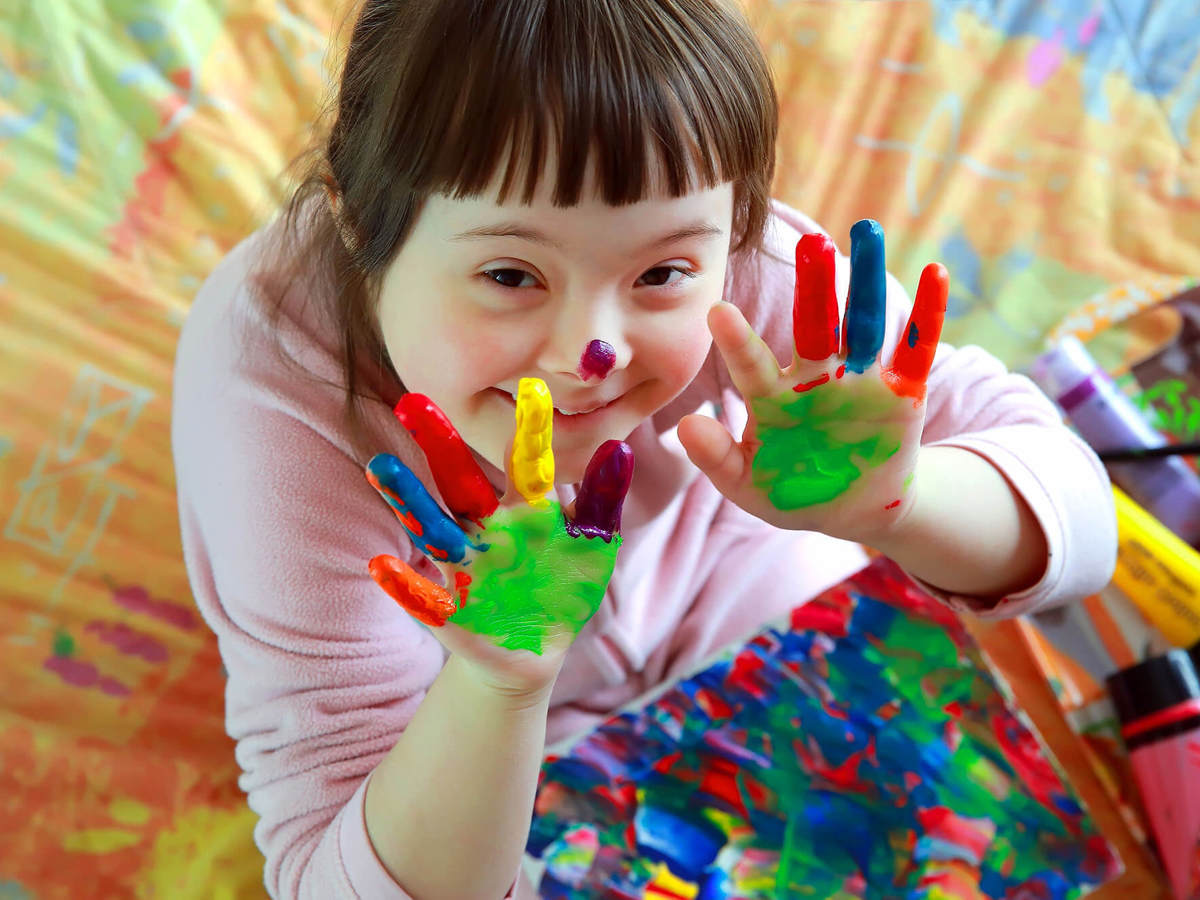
[750,387,902,510]
[53,630,74,657]
[449,501,620,654]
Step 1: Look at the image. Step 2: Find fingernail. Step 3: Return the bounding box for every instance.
[568,440,634,540]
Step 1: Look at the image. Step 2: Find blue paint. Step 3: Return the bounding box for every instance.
[633,805,723,879]
[844,220,887,373]
[907,320,919,348]
[366,453,472,563]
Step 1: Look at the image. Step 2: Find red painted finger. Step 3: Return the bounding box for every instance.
[394,393,498,523]
[885,263,948,400]
[793,233,840,361]
[368,554,457,627]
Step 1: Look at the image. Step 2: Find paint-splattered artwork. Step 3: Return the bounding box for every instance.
[528,557,1122,899]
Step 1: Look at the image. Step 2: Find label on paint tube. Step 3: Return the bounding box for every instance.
[1112,486,1200,649]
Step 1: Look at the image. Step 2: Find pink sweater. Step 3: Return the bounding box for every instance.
[171,201,1116,899]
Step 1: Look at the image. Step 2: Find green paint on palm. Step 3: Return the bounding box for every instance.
[449,501,621,654]
[750,387,902,510]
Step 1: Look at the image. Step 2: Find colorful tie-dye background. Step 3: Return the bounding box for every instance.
[1,1,1196,897]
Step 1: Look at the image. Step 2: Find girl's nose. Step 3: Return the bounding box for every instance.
[536,299,631,383]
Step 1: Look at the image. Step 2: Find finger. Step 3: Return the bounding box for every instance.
[677,413,748,499]
[708,301,781,399]
[366,453,471,563]
[567,440,635,539]
[510,377,555,506]
[885,263,948,400]
[843,219,887,374]
[368,555,457,627]
[793,233,840,362]
[394,394,499,523]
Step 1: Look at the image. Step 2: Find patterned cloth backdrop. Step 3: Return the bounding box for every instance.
[1,1,1197,897]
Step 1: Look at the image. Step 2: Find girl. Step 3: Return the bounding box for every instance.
[171,1,1116,897]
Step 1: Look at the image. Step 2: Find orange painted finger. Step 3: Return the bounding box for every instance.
[885,263,948,400]
[368,554,457,627]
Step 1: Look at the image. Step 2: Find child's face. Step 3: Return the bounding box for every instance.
[377,166,734,484]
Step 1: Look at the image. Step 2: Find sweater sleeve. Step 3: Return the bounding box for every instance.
[727,201,1117,617]
[172,248,520,898]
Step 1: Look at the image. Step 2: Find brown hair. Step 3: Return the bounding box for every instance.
[259,0,778,442]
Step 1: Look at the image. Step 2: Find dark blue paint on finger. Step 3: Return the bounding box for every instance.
[844,219,887,373]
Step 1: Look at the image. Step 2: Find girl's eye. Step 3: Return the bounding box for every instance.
[637,265,694,288]
[484,268,539,289]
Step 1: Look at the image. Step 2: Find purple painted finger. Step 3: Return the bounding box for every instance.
[567,440,635,540]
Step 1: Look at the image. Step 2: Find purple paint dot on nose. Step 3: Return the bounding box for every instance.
[579,340,616,380]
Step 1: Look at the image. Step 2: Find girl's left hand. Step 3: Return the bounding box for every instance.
[678,220,949,546]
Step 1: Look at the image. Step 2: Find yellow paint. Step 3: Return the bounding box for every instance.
[134,802,261,900]
[62,828,142,853]
[1111,486,1200,647]
[644,862,699,899]
[110,796,151,826]
[511,377,554,506]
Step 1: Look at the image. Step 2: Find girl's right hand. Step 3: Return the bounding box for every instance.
[365,379,634,697]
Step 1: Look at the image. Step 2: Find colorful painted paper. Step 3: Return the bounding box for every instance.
[528,557,1122,899]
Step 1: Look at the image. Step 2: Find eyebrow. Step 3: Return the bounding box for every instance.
[449,221,725,251]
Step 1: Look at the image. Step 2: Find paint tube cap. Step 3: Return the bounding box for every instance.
[1105,649,1200,727]
[1029,335,1104,402]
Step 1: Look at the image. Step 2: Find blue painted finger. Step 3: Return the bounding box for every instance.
[844,219,887,374]
[366,453,471,563]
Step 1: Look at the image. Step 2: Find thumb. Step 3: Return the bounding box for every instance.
[368,555,457,627]
[677,413,749,498]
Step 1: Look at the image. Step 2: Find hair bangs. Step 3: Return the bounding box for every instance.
[410,0,773,224]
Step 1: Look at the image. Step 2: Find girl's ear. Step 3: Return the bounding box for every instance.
[320,164,362,256]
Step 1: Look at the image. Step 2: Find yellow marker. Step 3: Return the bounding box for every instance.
[512,377,554,506]
[1111,485,1200,647]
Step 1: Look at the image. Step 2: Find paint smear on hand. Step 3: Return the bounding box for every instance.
[449,501,620,654]
[750,387,902,510]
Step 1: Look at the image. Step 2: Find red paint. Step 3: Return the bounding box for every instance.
[368,554,457,627]
[578,339,617,380]
[394,394,498,522]
[699,756,751,819]
[790,602,849,637]
[836,364,846,379]
[884,499,901,510]
[793,372,831,394]
[366,470,426,536]
[885,263,948,400]
[792,233,841,360]
[653,751,683,774]
[694,687,735,719]
[454,571,472,605]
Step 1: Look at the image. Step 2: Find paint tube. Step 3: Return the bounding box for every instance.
[1030,335,1200,546]
[1106,650,1200,900]
[1111,486,1200,649]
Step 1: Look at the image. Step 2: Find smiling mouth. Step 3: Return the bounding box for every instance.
[492,388,620,420]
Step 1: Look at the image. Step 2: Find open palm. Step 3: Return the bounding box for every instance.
[679,220,948,545]
[365,380,633,693]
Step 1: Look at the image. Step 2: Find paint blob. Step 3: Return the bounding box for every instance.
[579,339,616,380]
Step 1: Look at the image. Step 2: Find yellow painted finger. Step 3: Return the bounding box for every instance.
[512,377,555,506]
